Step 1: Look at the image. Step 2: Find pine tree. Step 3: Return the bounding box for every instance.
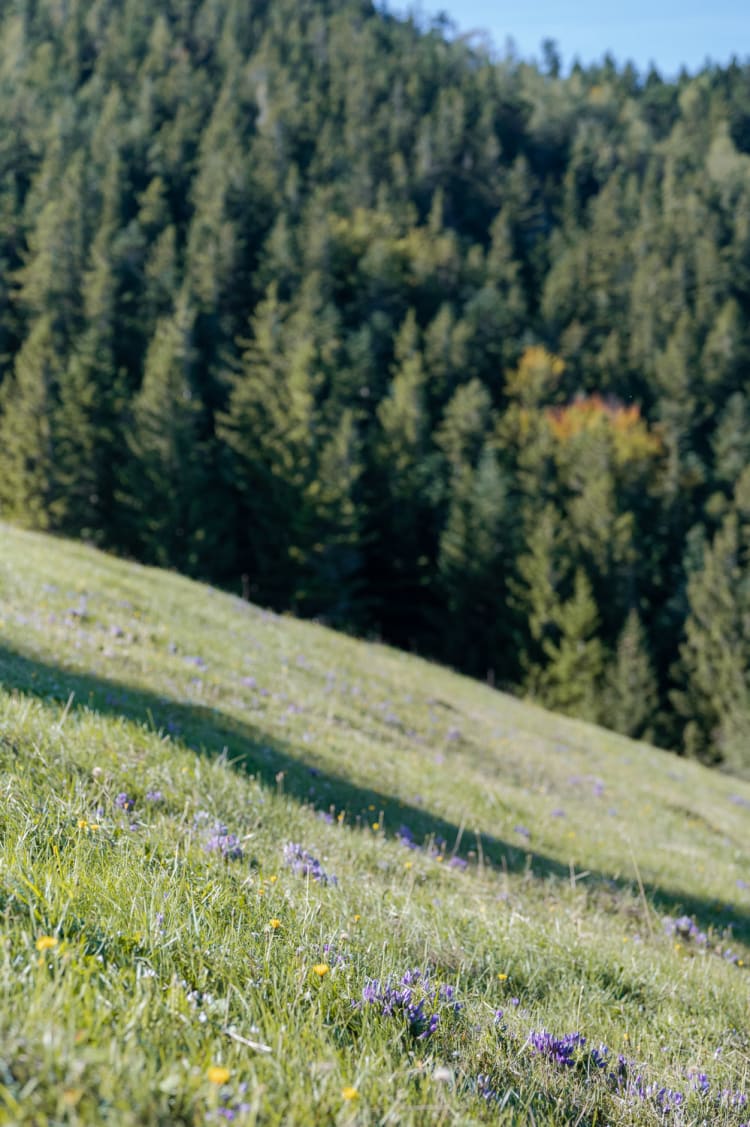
[511,503,570,698]
[220,282,362,616]
[54,162,125,542]
[605,609,658,740]
[541,568,606,723]
[370,309,437,643]
[436,443,513,678]
[0,315,64,528]
[672,473,750,768]
[119,294,208,572]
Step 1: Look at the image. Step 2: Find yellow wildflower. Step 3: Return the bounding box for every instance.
[207,1066,231,1085]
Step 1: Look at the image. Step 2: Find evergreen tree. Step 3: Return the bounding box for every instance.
[119,294,210,573]
[672,471,750,769]
[0,315,64,528]
[370,309,436,643]
[511,503,571,698]
[605,609,658,741]
[540,568,606,723]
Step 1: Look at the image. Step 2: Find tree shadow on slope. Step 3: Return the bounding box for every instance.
[0,640,748,949]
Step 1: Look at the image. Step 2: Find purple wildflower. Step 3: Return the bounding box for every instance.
[359,968,459,1040]
[145,790,163,803]
[205,829,244,861]
[689,1072,710,1095]
[662,914,708,947]
[529,1029,585,1067]
[591,1045,610,1069]
[397,825,418,850]
[476,1073,500,1103]
[283,843,337,885]
[115,792,135,812]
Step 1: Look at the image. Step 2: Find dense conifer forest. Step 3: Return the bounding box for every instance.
[1,0,750,767]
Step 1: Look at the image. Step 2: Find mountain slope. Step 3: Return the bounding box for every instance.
[0,522,748,1124]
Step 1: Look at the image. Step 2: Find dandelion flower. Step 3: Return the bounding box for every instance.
[269,918,281,929]
[497,973,508,981]
[341,1086,359,1101]
[312,963,330,977]
[207,1066,231,1085]
[36,936,58,951]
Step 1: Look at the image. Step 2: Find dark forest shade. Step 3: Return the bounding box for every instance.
[1,0,750,767]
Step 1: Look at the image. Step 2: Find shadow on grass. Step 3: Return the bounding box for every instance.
[0,640,748,949]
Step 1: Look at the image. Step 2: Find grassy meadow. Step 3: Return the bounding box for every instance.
[0,521,748,1125]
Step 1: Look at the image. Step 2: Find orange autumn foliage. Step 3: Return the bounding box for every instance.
[545,395,662,464]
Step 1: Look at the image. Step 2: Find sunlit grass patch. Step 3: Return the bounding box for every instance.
[0,523,748,1123]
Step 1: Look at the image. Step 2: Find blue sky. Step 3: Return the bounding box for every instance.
[395,0,749,77]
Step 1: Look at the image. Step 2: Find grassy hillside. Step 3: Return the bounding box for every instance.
[0,521,748,1125]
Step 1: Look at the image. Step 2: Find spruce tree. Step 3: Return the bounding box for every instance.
[672,473,750,768]
[0,315,64,528]
[605,609,658,741]
[541,568,606,724]
[119,293,208,572]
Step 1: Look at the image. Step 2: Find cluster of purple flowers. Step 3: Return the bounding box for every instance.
[360,968,461,1041]
[283,842,337,885]
[528,1029,586,1067]
[204,825,244,861]
[396,824,418,850]
[115,792,135,812]
[521,1027,749,1121]
[662,914,708,947]
[192,813,244,860]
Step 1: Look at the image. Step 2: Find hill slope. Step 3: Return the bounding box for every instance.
[3,0,750,759]
[0,522,748,1125]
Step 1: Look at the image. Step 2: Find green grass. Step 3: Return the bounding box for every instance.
[0,521,748,1125]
